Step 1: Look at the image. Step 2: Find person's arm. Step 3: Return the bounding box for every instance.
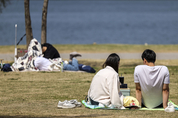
[135,83,142,106]
[109,74,123,108]
[163,84,169,109]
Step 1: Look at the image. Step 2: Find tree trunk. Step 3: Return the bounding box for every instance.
[41,0,49,44]
[24,0,33,49]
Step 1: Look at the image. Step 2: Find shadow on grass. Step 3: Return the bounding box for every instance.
[0,114,110,118]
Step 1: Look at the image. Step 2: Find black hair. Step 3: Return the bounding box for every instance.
[41,43,48,48]
[41,44,44,48]
[141,49,156,63]
[102,53,120,73]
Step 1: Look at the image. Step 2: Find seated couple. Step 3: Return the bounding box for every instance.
[87,49,172,110]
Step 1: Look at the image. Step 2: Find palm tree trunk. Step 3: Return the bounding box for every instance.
[24,0,33,49]
[41,0,49,44]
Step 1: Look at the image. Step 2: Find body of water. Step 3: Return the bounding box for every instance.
[0,0,178,45]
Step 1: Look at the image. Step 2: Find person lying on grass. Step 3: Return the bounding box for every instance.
[34,52,82,71]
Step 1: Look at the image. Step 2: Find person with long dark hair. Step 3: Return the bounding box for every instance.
[87,53,125,109]
[41,43,60,59]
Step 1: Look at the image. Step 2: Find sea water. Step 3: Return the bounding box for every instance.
[0,0,178,45]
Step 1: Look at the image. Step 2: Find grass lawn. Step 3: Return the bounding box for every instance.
[0,44,178,54]
[0,59,178,118]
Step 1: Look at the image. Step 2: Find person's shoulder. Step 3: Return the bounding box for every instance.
[162,65,168,69]
[106,66,117,72]
[156,65,169,71]
[136,65,146,67]
[156,65,168,69]
[135,65,146,69]
[134,65,148,73]
[99,66,117,75]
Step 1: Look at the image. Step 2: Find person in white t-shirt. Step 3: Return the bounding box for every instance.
[88,53,125,109]
[34,57,52,71]
[134,49,170,109]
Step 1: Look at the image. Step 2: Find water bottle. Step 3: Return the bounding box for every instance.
[0,63,4,69]
[60,62,63,72]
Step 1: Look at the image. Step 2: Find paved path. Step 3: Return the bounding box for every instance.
[1,53,178,61]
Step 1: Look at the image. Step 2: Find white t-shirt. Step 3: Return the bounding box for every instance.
[88,66,124,109]
[134,65,170,108]
[34,57,52,71]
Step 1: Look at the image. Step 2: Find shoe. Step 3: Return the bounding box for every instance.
[165,102,175,112]
[76,102,82,107]
[69,52,82,60]
[69,99,82,107]
[57,100,67,109]
[62,101,76,109]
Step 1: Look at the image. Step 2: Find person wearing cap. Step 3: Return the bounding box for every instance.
[41,43,60,59]
[134,49,172,110]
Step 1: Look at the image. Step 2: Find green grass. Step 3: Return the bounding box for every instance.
[0,59,178,118]
[1,44,178,54]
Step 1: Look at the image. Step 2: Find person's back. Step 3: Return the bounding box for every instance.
[34,57,52,71]
[42,43,60,59]
[88,53,124,109]
[134,49,170,109]
[89,66,121,106]
[134,65,169,108]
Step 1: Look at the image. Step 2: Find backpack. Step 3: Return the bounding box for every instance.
[2,64,12,72]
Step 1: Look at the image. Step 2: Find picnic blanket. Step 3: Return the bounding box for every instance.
[11,38,63,72]
[82,100,178,111]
